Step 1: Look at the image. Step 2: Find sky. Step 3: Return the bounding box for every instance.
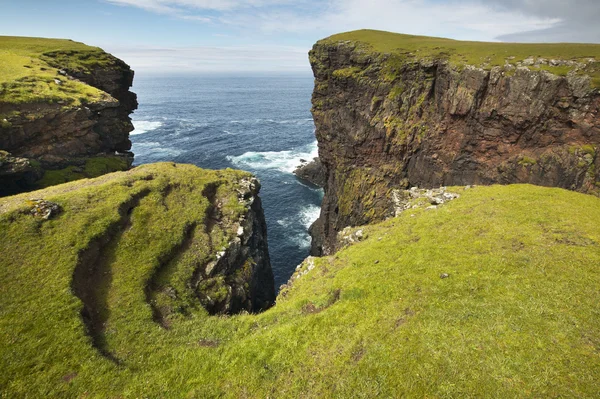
[1,0,599,73]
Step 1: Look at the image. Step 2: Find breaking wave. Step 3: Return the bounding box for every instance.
[131,120,163,135]
[227,141,318,174]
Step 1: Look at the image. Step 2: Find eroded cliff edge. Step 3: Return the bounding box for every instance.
[0,37,138,196]
[0,163,275,359]
[309,30,600,255]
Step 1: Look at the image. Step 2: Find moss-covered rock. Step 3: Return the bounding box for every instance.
[0,36,138,196]
[309,30,600,255]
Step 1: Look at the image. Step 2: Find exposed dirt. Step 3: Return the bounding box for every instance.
[71,189,150,363]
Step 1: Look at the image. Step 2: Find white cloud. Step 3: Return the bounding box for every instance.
[101,0,600,72]
[105,44,311,72]
[220,0,561,41]
[106,0,563,41]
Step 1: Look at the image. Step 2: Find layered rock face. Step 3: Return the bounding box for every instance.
[0,51,137,196]
[198,177,275,314]
[310,35,600,255]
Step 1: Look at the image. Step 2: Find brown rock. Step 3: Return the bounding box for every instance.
[309,40,600,255]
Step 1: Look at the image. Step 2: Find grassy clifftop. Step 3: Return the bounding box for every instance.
[320,29,600,87]
[0,36,117,106]
[1,176,599,397]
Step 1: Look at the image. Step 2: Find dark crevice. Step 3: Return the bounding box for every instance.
[145,222,197,329]
[191,182,222,288]
[71,189,150,364]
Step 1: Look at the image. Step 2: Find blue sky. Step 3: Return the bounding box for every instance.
[2,0,599,73]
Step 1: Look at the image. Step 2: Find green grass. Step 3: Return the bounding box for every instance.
[322,30,600,87]
[0,36,116,106]
[1,173,600,397]
[35,156,131,189]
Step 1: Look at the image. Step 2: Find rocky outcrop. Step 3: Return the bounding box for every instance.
[294,157,326,187]
[197,177,275,314]
[310,33,600,255]
[0,47,137,196]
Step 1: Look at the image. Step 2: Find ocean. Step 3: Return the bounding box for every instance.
[129,74,322,289]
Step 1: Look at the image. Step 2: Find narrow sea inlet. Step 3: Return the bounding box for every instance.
[130,74,322,288]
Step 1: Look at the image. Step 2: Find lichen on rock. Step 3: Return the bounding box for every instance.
[309,30,600,255]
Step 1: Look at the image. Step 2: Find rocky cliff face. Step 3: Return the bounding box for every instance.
[197,177,275,314]
[310,32,600,255]
[0,47,137,196]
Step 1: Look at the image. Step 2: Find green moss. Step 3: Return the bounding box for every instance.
[332,66,363,79]
[36,166,84,187]
[518,156,537,167]
[198,276,230,303]
[36,156,130,189]
[535,65,571,77]
[312,99,324,110]
[84,156,129,177]
[383,116,409,144]
[316,83,329,92]
[581,145,597,156]
[387,86,404,101]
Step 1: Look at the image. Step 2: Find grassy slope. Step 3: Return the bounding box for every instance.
[0,36,114,106]
[323,29,600,87]
[1,172,599,397]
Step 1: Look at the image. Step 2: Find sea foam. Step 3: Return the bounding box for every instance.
[227,141,318,174]
[131,120,163,135]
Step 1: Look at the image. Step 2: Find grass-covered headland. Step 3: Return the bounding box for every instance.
[1,163,599,397]
[0,36,119,106]
[319,29,600,87]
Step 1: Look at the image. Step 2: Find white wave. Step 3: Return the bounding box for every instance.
[299,204,321,229]
[131,120,163,135]
[133,141,183,158]
[292,234,312,249]
[277,219,293,228]
[278,118,314,125]
[275,204,320,249]
[228,118,314,126]
[227,141,318,174]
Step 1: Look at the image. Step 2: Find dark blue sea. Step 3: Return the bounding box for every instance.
[130,74,322,288]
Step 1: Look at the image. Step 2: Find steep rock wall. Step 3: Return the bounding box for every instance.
[310,39,600,255]
[0,50,137,196]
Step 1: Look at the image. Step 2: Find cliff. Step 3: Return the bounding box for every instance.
[0,36,137,196]
[309,30,600,255]
[0,162,274,370]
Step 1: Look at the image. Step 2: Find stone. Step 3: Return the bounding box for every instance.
[293,157,326,187]
[440,273,450,279]
[29,199,61,220]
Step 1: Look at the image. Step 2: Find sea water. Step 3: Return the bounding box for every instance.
[130,74,322,288]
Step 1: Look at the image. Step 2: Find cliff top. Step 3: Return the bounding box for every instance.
[2,180,600,396]
[0,36,120,106]
[320,29,600,87]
